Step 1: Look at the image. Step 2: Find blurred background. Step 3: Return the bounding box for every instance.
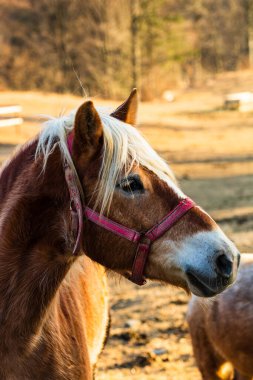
[1,0,253,98]
[0,1,253,379]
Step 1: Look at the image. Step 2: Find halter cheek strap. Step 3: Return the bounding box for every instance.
[65,132,195,285]
[64,163,83,255]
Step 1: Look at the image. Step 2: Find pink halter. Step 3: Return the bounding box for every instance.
[65,132,195,285]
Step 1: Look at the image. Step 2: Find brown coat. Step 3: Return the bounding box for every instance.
[0,139,109,379]
[187,255,253,380]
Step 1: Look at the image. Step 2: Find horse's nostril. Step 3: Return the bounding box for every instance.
[216,253,233,279]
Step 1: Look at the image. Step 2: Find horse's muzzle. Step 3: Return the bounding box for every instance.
[185,250,240,297]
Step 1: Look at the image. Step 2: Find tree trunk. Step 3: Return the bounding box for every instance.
[130,0,139,89]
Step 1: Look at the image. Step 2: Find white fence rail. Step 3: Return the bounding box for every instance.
[0,105,23,128]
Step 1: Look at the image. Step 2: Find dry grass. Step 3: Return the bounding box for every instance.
[1,87,253,170]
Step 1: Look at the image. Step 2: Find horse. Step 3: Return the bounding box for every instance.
[0,89,239,379]
[187,254,253,380]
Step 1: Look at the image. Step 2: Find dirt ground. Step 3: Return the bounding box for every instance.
[0,72,252,379]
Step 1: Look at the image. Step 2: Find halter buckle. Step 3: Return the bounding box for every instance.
[128,235,151,286]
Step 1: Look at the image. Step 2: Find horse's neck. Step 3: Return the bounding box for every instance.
[0,140,37,205]
[0,143,74,352]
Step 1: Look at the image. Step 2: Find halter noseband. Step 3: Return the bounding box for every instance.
[65,132,195,285]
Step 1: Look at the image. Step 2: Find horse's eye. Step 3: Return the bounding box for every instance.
[117,175,144,194]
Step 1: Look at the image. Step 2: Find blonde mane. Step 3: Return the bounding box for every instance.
[36,106,183,213]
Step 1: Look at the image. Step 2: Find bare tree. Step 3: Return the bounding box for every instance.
[1,0,253,97]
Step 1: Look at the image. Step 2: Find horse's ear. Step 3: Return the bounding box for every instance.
[73,101,103,154]
[111,88,138,125]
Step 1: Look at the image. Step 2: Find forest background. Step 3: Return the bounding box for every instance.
[1,0,252,100]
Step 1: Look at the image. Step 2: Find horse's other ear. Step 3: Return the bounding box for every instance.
[111,88,138,125]
[74,101,103,154]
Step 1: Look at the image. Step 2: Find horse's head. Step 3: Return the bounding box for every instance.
[40,90,240,297]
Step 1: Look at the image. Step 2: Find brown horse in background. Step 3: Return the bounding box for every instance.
[0,90,239,379]
[188,254,253,380]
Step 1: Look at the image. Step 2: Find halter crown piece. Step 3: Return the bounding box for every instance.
[65,132,195,285]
